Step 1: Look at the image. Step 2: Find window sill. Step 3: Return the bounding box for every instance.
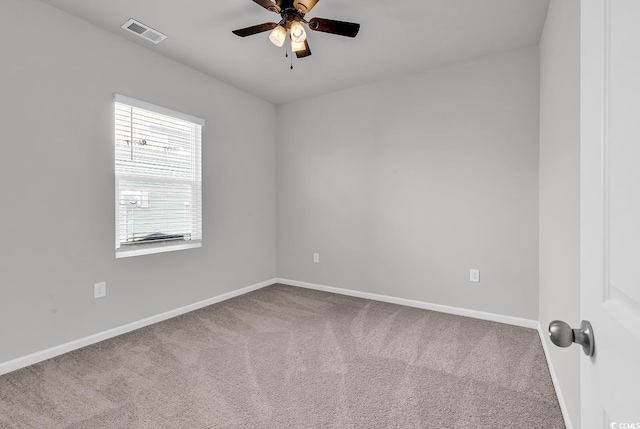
[115,241,202,259]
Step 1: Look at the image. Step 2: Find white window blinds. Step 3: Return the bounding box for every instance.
[114,95,204,258]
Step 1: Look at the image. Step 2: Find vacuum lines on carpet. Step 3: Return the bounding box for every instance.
[0,284,564,428]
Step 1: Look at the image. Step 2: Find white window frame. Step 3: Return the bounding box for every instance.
[114,94,204,258]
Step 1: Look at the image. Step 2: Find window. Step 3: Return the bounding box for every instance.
[114,95,204,258]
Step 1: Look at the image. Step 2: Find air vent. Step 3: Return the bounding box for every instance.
[121,19,167,44]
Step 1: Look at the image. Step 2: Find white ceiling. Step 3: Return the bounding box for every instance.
[38,0,550,104]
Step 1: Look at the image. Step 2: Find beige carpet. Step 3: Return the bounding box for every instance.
[0,284,565,428]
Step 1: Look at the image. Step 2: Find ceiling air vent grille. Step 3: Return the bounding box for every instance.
[121,19,167,44]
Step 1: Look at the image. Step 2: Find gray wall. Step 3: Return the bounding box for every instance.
[539,0,581,427]
[277,46,540,320]
[0,0,277,363]
[0,0,554,381]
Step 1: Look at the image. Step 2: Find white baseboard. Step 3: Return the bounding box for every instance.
[537,323,574,429]
[1,277,540,378]
[276,278,538,329]
[0,278,277,376]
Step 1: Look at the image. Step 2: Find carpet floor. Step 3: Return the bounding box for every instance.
[0,284,565,428]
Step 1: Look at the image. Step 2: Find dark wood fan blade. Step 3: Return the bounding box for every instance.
[252,0,281,13]
[308,18,360,37]
[294,0,319,13]
[295,39,312,58]
[232,22,277,37]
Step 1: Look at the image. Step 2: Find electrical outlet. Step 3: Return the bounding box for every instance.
[313,253,320,263]
[94,282,106,299]
[470,269,480,283]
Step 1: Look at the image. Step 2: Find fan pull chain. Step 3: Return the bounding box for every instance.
[284,43,293,70]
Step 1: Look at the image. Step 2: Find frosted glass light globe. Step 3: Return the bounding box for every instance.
[290,21,307,43]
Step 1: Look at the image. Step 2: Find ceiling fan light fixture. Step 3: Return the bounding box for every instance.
[269,25,287,47]
[291,38,306,53]
[232,0,361,60]
[290,21,307,43]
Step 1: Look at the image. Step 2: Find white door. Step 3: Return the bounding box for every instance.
[581,0,640,427]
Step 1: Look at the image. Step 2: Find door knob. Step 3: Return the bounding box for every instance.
[548,320,595,357]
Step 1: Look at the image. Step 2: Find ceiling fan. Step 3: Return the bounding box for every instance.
[232,0,360,59]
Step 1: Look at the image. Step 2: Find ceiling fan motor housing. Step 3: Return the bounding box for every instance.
[279,1,307,23]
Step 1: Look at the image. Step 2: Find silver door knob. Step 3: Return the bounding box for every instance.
[548,320,594,356]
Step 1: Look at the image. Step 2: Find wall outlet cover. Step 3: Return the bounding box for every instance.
[470,269,480,282]
[94,282,107,299]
